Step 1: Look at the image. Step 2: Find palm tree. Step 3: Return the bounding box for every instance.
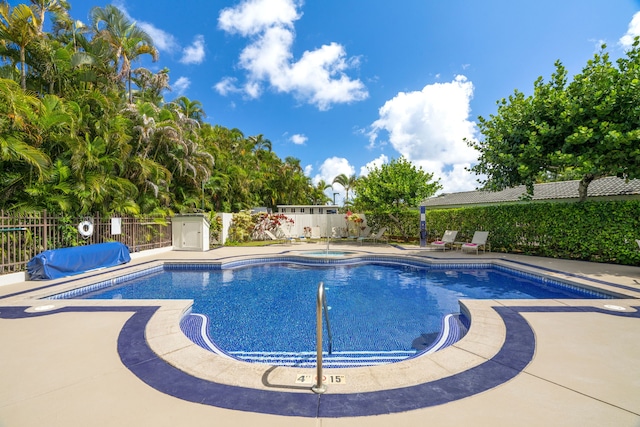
[90,5,158,103]
[248,134,272,153]
[0,79,50,178]
[131,67,170,105]
[172,96,205,122]
[311,179,332,205]
[0,3,41,89]
[332,173,358,205]
[29,0,70,35]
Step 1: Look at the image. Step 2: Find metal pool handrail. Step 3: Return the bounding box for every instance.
[312,281,333,394]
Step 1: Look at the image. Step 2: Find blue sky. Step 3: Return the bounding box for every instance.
[33,0,640,202]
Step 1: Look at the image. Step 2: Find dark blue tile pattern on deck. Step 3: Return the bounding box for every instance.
[3,304,638,417]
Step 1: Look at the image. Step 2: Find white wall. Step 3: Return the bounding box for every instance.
[217,212,370,242]
[278,213,368,238]
[219,213,233,245]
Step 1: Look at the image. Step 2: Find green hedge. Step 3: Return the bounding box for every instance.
[423,200,640,265]
[364,210,421,242]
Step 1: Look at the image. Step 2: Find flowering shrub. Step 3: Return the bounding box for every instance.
[252,213,294,240]
[345,211,364,236]
[228,211,254,243]
[227,212,296,243]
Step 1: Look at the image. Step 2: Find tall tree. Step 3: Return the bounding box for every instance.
[90,5,158,103]
[467,40,640,201]
[0,78,50,206]
[0,3,40,89]
[332,173,357,206]
[172,95,205,122]
[354,157,441,212]
[354,157,441,241]
[29,0,70,35]
[310,179,332,205]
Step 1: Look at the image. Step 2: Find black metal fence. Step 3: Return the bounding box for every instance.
[0,211,172,275]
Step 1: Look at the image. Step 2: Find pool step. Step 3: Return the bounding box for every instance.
[228,350,417,368]
[420,313,469,355]
[180,312,469,367]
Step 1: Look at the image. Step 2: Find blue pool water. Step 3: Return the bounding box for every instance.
[76,262,609,366]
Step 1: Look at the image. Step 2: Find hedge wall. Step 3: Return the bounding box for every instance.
[423,200,640,265]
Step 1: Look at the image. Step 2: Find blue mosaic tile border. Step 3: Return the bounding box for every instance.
[492,264,615,299]
[213,256,614,298]
[45,255,615,300]
[46,265,164,300]
[217,255,492,270]
[164,263,222,271]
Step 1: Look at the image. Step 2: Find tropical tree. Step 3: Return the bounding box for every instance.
[467,40,640,201]
[0,3,40,89]
[310,179,332,205]
[90,5,158,103]
[354,157,441,212]
[353,157,441,241]
[29,0,70,35]
[0,0,320,218]
[130,67,170,105]
[332,173,357,206]
[248,133,272,154]
[172,95,205,122]
[0,78,50,206]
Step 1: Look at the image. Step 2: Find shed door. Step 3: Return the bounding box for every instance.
[181,221,202,250]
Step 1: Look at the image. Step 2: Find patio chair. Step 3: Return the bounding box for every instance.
[461,231,489,254]
[430,230,458,251]
[264,230,286,244]
[358,227,388,245]
[281,228,301,244]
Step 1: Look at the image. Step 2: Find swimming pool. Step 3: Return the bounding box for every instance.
[58,259,613,368]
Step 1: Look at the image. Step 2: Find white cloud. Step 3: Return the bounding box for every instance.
[138,22,179,53]
[218,0,300,36]
[304,164,313,177]
[359,154,389,176]
[180,35,206,64]
[214,77,239,96]
[620,11,640,49]
[369,75,480,194]
[217,0,368,110]
[173,76,190,94]
[244,81,262,98]
[113,1,178,53]
[290,134,307,145]
[312,157,355,204]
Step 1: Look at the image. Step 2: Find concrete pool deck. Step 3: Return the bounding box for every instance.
[1,243,639,426]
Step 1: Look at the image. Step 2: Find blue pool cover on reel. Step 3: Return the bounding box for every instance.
[27,242,131,280]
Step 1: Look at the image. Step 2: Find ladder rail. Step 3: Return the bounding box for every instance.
[312,281,333,394]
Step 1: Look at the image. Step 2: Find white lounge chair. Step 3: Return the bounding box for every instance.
[430,230,458,251]
[264,230,285,244]
[281,228,301,244]
[358,227,388,245]
[461,231,489,254]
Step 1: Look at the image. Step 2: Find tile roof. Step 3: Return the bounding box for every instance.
[422,177,640,208]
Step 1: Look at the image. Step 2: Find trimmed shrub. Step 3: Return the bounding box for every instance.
[423,200,640,265]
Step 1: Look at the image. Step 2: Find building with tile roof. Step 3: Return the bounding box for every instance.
[421,177,640,209]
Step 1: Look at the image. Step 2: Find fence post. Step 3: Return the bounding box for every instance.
[43,210,48,251]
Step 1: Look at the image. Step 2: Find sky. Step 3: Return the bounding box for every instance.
[28,0,640,203]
